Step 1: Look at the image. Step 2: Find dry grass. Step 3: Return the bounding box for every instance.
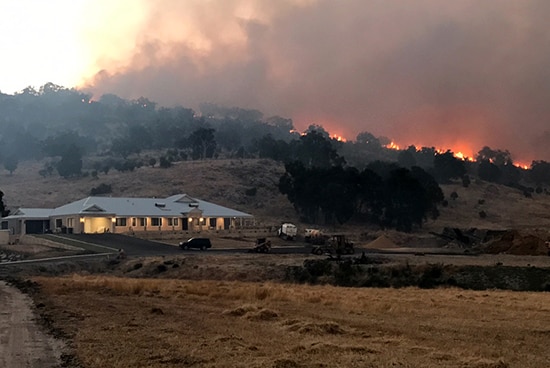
[427,179,550,231]
[33,275,550,368]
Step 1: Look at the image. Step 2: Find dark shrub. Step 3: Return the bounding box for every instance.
[156,264,167,273]
[90,183,112,196]
[245,187,257,196]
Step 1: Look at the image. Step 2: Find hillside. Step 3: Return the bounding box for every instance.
[2,158,550,237]
[0,158,298,226]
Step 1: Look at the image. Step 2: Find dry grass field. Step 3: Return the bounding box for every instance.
[3,158,550,367]
[32,275,550,368]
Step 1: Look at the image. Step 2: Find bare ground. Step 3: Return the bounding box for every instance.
[0,280,64,368]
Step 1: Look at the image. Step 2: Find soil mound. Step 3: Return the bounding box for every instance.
[484,230,550,256]
[365,235,399,249]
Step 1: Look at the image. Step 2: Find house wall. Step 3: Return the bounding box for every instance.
[51,215,85,234]
[6,214,251,236]
[112,216,183,233]
[2,219,23,235]
[110,216,242,234]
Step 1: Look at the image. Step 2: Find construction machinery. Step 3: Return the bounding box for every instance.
[304,228,329,245]
[277,223,297,240]
[248,237,272,253]
[311,235,354,256]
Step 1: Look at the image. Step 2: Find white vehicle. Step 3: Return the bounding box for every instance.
[278,223,297,240]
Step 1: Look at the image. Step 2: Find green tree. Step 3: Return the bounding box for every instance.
[57,144,82,178]
[257,134,289,162]
[478,161,501,182]
[3,155,18,175]
[382,168,431,232]
[529,161,550,185]
[397,149,416,168]
[188,128,217,160]
[356,131,381,146]
[279,161,321,223]
[0,190,9,217]
[159,156,172,168]
[291,131,345,168]
[433,150,466,183]
[476,146,513,166]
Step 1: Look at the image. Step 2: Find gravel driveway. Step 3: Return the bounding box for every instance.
[0,280,63,368]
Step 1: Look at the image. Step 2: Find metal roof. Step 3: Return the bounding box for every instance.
[49,194,253,218]
[2,208,54,220]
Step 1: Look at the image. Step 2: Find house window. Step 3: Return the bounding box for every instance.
[168,218,179,226]
[115,218,127,227]
[139,217,146,226]
[209,218,216,228]
[151,218,162,227]
[55,219,62,228]
[131,218,136,227]
[67,218,74,227]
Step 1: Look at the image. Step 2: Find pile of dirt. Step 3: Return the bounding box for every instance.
[365,235,399,249]
[483,230,550,256]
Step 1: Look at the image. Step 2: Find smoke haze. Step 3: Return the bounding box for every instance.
[83,0,550,162]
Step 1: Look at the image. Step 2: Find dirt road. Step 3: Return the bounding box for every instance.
[0,281,63,368]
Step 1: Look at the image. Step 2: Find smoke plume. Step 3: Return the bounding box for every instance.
[84,0,550,162]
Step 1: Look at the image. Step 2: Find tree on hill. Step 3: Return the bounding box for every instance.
[318,166,360,224]
[279,160,442,230]
[279,161,322,223]
[3,155,18,175]
[257,134,290,162]
[478,160,502,183]
[380,168,435,231]
[0,190,8,217]
[290,131,345,168]
[57,144,82,178]
[529,161,550,185]
[188,127,217,160]
[433,150,466,183]
[476,146,513,166]
[159,156,172,168]
[397,148,416,168]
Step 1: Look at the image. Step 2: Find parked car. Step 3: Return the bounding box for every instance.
[179,237,212,250]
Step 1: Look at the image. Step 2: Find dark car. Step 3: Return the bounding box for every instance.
[179,237,212,250]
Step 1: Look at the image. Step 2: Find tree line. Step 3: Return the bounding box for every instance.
[277,138,444,231]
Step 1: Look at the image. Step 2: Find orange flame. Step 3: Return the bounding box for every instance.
[386,141,400,150]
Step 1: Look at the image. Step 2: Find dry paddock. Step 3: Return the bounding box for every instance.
[32,275,550,368]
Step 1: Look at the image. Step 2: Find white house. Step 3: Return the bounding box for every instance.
[1,194,254,235]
